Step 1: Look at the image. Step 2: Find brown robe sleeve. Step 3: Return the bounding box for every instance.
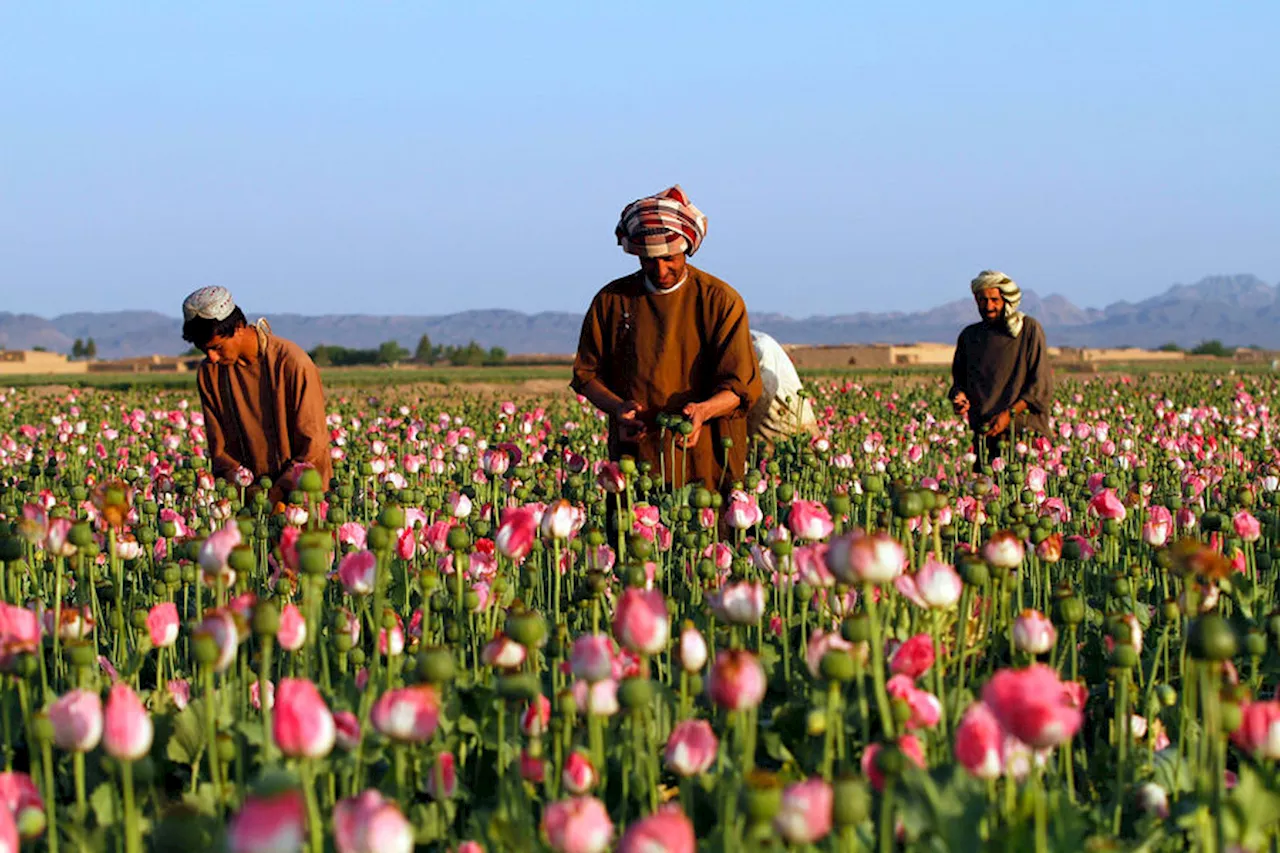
[196,363,239,480]
[277,347,332,491]
[570,292,608,395]
[1017,320,1052,417]
[705,288,762,414]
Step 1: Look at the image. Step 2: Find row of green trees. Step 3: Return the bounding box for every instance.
[1157,340,1256,357]
[70,338,98,359]
[308,334,507,368]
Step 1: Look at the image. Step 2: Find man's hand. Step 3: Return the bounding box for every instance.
[985,409,1012,437]
[616,400,647,442]
[952,391,970,419]
[677,402,707,449]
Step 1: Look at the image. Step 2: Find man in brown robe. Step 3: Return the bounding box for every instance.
[948,270,1053,464]
[181,286,332,504]
[572,185,763,491]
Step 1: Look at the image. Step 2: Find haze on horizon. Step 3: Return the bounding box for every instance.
[3,2,1278,322]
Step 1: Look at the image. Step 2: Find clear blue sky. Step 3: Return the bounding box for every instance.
[3,1,1278,320]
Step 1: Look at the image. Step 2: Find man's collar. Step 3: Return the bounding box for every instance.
[643,272,688,295]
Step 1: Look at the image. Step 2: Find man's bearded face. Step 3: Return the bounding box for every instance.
[639,253,687,290]
[975,287,1005,324]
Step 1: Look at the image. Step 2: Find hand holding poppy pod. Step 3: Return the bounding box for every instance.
[676,389,742,449]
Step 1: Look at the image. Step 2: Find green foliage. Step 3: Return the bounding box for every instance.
[414,333,435,364]
[1157,342,1182,353]
[1190,339,1231,357]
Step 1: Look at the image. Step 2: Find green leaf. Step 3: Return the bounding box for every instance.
[165,703,205,766]
[1224,761,1280,850]
[237,720,265,749]
[409,802,442,844]
[90,781,117,828]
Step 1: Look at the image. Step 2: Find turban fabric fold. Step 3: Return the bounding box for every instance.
[970,270,1025,338]
[615,185,708,258]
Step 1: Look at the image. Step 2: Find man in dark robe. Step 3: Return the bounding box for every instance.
[948,270,1053,465]
[572,185,763,491]
[181,286,333,505]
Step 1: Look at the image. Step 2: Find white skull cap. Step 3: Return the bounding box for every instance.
[182,286,236,322]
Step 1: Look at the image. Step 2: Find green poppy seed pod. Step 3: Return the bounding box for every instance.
[710,492,723,509]
[619,457,638,476]
[417,647,456,684]
[253,600,280,637]
[367,524,392,552]
[618,676,653,710]
[1055,596,1086,627]
[216,733,237,763]
[959,558,989,587]
[287,490,306,507]
[841,615,871,644]
[349,648,366,667]
[1111,576,1131,598]
[30,713,54,747]
[820,650,856,683]
[776,484,796,504]
[192,633,219,666]
[68,522,95,548]
[228,545,256,575]
[333,633,353,653]
[298,469,323,494]
[497,673,541,702]
[1221,701,1243,735]
[505,610,548,649]
[831,493,851,516]
[627,534,653,561]
[806,708,827,736]
[742,773,783,824]
[445,526,471,552]
[1245,629,1267,658]
[130,608,149,630]
[1111,644,1139,669]
[379,505,406,531]
[771,539,793,558]
[63,641,96,668]
[1156,684,1177,707]
[875,744,907,777]
[298,547,330,577]
[693,489,713,509]
[1161,599,1181,622]
[833,775,872,827]
[70,486,88,503]
[1188,613,1238,662]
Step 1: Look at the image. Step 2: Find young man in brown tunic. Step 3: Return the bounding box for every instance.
[181,286,333,505]
[572,185,763,491]
[948,270,1053,465]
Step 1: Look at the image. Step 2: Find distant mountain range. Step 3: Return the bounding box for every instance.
[2,275,1276,360]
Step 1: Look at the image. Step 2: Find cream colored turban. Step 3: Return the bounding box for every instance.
[970,270,1024,338]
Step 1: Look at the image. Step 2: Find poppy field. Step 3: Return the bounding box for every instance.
[0,371,1278,852]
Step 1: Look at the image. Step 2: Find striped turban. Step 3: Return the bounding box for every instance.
[615,185,708,258]
[970,270,1025,338]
